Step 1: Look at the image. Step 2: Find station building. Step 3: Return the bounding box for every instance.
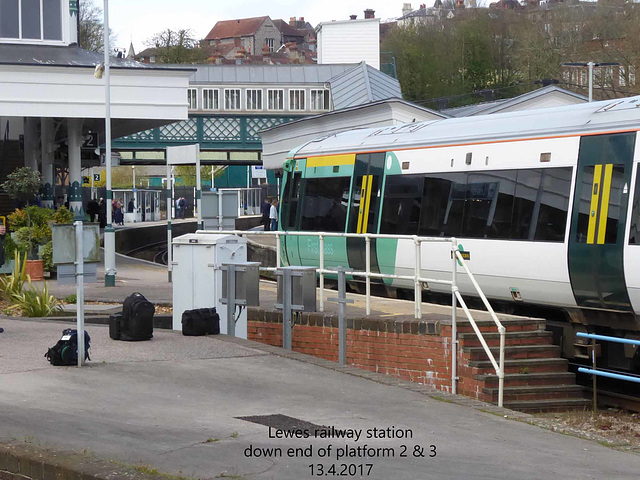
[0,0,192,216]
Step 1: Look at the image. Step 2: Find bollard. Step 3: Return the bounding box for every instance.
[327,267,354,365]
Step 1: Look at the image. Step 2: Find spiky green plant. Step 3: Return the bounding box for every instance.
[0,251,29,297]
[8,278,62,317]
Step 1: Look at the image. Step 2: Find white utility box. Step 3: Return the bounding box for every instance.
[172,233,248,338]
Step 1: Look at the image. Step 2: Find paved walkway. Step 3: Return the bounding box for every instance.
[1,317,639,480]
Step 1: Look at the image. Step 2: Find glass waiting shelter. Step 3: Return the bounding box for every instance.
[112,189,162,223]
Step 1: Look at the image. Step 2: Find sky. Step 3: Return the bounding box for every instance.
[104,0,411,54]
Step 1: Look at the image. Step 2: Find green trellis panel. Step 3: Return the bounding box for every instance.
[112,115,301,150]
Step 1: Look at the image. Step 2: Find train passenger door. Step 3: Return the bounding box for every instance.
[281,170,302,266]
[346,153,385,273]
[568,132,636,311]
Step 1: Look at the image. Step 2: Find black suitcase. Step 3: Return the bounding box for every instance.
[182,308,220,336]
[119,293,155,341]
[109,313,122,340]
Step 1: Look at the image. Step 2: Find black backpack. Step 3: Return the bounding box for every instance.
[120,292,155,341]
[45,328,91,366]
[182,308,220,336]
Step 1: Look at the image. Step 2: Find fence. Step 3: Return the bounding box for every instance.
[216,187,262,216]
[576,332,640,412]
[196,229,507,407]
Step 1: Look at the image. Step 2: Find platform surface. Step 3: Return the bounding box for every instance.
[0,317,639,480]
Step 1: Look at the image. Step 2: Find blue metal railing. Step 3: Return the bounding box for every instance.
[576,332,640,410]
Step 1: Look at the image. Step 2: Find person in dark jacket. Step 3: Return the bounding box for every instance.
[87,198,99,222]
[127,199,135,213]
[98,198,107,228]
[261,197,271,231]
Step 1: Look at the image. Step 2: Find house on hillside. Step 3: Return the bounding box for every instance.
[204,16,282,57]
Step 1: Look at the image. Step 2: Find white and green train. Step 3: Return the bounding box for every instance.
[278,96,640,370]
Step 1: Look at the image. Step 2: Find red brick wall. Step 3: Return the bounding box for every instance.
[247,309,458,394]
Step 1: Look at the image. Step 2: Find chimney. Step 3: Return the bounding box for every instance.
[262,44,273,64]
[289,16,296,26]
[402,3,413,16]
[300,17,304,22]
[350,14,357,20]
[235,46,246,64]
[287,42,299,61]
[364,8,375,19]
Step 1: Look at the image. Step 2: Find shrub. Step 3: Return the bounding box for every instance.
[40,241,53,272]
[0,251,29,298]
[52,206,74,225]
[8,278,62,317]
[64,294,77,304]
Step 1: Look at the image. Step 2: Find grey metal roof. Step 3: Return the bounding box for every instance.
[328,62,403,109]
[187,64,358,84]
[443,86,588,117]
[0,43,194,71]
[293,95,640,158]
[260,98,448,133]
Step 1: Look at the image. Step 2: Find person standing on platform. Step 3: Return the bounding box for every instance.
[269,198,278,231]
[179,196,186,219]
[98,198,106,228]
[261,197,271,231]
[87,198,99,222]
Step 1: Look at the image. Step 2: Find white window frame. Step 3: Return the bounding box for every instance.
[630,65,636,86]
[310,89,330,111]
[246,89,263,110]
[224,88,242,110]
[0,0,66,45]
[267,89,284,111]
[187,88,198,110]
[289,89,306,111]
[619,66,626,87]
[266,38,274,52]
[202,88,219,110]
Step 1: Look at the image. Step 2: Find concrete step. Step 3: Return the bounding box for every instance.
[503,398,591,413]
[454,318,545,335]
[469,357,569,375]
[462,344,561,361]
[477,372,577,388]
[458,330,553,348]
[482,385,585,402]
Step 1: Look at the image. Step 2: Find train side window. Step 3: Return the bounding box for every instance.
[463,171,516,239]
[533,168,572,242]
[299,177,351,232]
[629,169,640,244]
[511,169,542,240]
[285,172,302,230]
[418,173,467,237]
[380,175,423,235]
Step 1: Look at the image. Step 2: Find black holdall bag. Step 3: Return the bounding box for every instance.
[45,328,91,366]
[120,292,155,341]
[109,313,123,340]
[182,308,220,336]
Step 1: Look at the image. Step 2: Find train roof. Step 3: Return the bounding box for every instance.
[291,96,640,158]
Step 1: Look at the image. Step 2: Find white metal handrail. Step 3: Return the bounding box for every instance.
[195,228,506,407]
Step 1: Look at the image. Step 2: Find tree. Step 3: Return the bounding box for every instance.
[145,29,207,64]
[78,0,115,53]
[0,167,41,207]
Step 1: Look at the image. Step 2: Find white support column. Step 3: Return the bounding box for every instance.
[103,0,116,287]
[40,118,55,208]
[67,118,84,218]
[23,118,39,171]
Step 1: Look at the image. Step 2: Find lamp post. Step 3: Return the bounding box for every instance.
[562,61,619,102]
[103,0,116,286]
